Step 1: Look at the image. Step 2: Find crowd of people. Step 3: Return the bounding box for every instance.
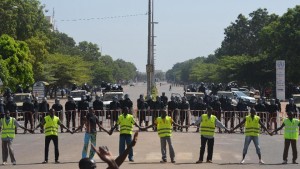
[1,88,300,168]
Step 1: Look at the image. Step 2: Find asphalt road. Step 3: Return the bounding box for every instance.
[1,82,296,169]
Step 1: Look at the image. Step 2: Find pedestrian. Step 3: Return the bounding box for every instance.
[74,107,111,160]
[272,111,300,164]
[34,108,72,163]
[110,107,144,162]
[231,108,272,164]
[0,110,33,165]
[193,106,229,163]
[146,110,186,163]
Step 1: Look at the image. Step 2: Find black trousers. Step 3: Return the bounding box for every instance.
[45,135,59,161]
[283,139,297,161]
[199,135,214,161]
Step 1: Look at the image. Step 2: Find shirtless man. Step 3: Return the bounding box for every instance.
[74,107,111,160]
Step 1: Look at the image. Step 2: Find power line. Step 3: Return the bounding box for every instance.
[58,13,148,22]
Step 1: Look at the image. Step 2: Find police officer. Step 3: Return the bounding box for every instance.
[122,94,133,112]
[5,97,17,134]
[93,95,104,131]
[52,98,64,132]
[194,97,207,132]
[268,99,279,131]
[190,96,198,127]
[255,98,267,128]
[65,96,77,131]
[137,95,148,127]
[146,95,155,130]
[272,111,300,164]
[109,96,121,130]
[3,88,12,103]
[33,97,39,124]
[15,84,23,93]
[286,98,297,114]
[6,97,17,121]
[22,97,34,133]
[168,96,178,131]
[160,92,168,108]
[223,97,235,130]
[38,97,49,133]
[210,96,222,133]
[78,95,90,132]
[236,98,248,133]
[198,82,206,93]
[179,97,190,132]
[153,96,164,131]
[0,98,6,119]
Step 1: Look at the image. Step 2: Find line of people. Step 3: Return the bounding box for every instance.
[1,105,300,166]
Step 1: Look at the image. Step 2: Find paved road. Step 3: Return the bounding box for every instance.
[1,82,296,169]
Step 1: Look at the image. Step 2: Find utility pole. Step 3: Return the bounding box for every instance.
[146,0,153,96]
[146,0,157,96]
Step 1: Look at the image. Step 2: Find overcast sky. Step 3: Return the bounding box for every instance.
[40,0,300,72]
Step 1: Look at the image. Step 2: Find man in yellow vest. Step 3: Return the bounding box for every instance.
[0,110,33,165]
[193,106,229,163]
[231,108,272,164]
[34,108,72,164]
[272,111,300,164]
[145,109,186,163]
[110,107,143,162]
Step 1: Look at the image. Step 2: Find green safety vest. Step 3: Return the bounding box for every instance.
[200,114,216,136]
[1,117,16,139]
[283,118,299,140]
[245,115,260,136]
[118,114,134,135]
[44,116,59,136]
[157,116,172,138]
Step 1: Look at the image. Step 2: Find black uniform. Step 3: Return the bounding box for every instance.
[268,104,279,130]
[236,102,248,132]
[160,95,168,107]
[0,102,5,119]
[6,101,17,117]
[223,101,235,129]
[52,103,64,132]
[179,101,189,132]
[78,100,89,131]
[137,100,148,126]
[93,99,104,130]
[122,98,133,111]
[109,100,121,129]
[23,101,34,131]
[65,100,77,130]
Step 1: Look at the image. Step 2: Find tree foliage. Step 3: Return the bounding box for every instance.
[0,34,34,91]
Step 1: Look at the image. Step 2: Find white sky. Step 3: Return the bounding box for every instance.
[40,0,300,72]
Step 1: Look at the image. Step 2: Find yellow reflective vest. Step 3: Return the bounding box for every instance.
[44,116,59,136]
[283,118,299,140]
[200,114,216,136]
[1,117,16,139]
[118,114,134,135]
[157,116,172,137]
[245,115,260,136]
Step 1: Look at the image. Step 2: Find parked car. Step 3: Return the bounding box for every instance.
[232,91,256,106]
[217,91,238,106]
[70,90,89,103]
[102,91,124,109]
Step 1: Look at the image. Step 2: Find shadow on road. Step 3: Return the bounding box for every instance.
[218,162,284,165]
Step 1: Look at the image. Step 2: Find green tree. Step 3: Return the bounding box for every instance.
[43,53,92,87]
[0,0,51,40]
[78,41,101,61]
[0,34,34,91]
